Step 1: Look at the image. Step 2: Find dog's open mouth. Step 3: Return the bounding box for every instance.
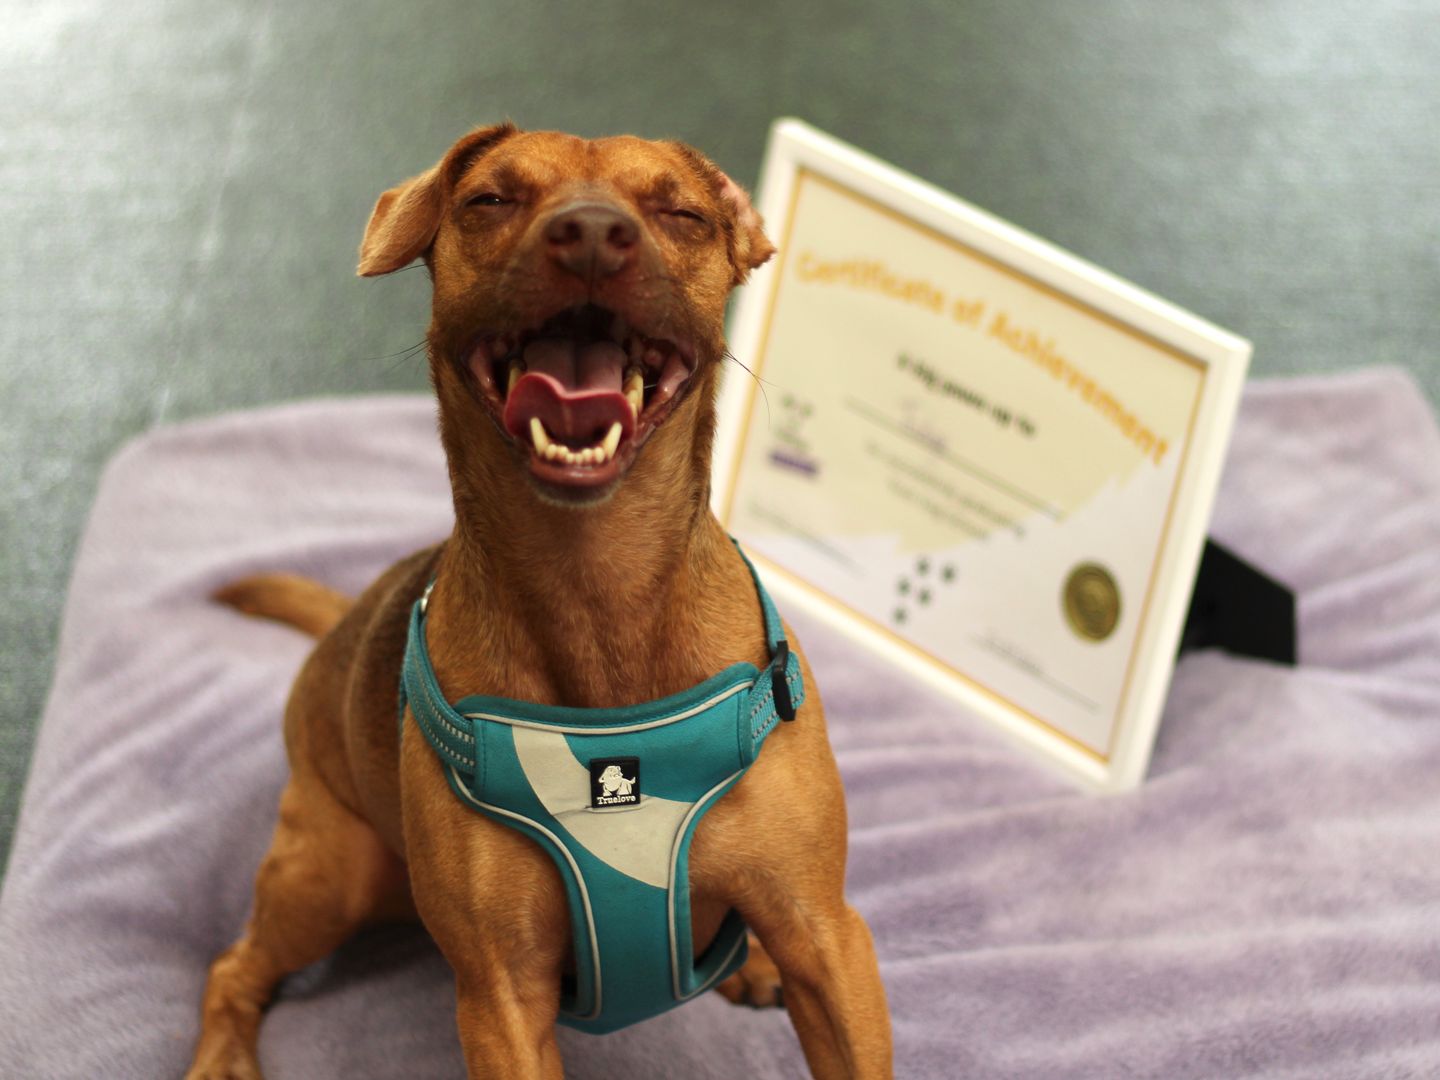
[467,304,696,492]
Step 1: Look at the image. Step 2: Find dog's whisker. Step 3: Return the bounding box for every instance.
[356,339,425,362]
[721,348,774,430]
[374,340,429,372]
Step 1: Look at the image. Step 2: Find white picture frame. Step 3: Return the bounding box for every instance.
[714,119,1252,792]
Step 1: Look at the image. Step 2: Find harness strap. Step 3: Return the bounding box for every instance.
[395,541,803,1031]
[399,542,804,762]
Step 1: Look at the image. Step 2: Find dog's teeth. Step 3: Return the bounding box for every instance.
[624,368,644,419]
[601,422,622,460]
[507,361,522,395]
[531,422,619,467]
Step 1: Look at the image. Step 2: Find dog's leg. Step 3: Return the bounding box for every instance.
[186,774,411,1080]
[449,961,566,1080]
[745,897,892,1080]
[405,786,571,1080]
[421,873,569,1078]
[712,705,892,1079]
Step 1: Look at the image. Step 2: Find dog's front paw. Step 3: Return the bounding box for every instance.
[715,935,785,1009]
[185,1040,265,1080]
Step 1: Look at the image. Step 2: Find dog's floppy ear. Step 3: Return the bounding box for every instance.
[356,165,444,277]
[669,142,776,285]
[357,123,517,277]
[716,173,775,282]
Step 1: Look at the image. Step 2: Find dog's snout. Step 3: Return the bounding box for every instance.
[544,203,639,281]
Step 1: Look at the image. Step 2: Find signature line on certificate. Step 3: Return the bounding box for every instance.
[974,634,1100,713]
[844,398,1063,521]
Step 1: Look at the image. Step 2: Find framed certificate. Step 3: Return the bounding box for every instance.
[714,120,1252,792]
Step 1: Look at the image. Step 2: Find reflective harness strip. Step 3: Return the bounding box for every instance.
[399,546,802,1034]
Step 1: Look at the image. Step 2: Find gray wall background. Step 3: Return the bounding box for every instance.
[3,0,1438,867]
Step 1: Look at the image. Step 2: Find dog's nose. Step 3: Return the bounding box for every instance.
[544,203,639,281]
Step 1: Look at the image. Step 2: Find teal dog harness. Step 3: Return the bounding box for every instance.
[399,549,803,1034]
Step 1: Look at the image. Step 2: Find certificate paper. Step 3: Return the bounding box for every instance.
[715,121,1251,791]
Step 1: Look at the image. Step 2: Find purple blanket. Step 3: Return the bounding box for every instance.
[2,368,1438,1078]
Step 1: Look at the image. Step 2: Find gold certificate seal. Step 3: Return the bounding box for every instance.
[1063,563,1121,642]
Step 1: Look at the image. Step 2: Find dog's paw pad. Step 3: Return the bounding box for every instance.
[715,938,785,1009]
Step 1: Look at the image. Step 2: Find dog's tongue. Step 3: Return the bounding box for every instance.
[502,338,635,443]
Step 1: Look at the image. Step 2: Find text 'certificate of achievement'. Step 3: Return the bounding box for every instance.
[714,120,1251,792]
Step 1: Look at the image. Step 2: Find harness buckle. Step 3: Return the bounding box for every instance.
[771,640,796,722]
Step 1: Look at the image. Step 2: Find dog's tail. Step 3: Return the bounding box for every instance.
[213,573,353,639]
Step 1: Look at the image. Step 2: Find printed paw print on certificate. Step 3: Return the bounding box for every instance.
[779,392,815,432]
[892,557,958,626]
[768,392,821,478]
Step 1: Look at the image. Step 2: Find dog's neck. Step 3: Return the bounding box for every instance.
[425,365,770,708]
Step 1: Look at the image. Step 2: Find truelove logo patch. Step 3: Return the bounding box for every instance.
[589,757,640,809]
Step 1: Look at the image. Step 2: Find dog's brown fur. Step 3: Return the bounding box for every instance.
[186,126,892,1080]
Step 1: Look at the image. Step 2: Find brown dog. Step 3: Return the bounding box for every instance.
[186,125,892,1080]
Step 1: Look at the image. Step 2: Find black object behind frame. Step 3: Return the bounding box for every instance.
[1178,540,1296,665]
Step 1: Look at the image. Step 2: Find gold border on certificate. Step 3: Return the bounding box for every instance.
[715,121,1250,791]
